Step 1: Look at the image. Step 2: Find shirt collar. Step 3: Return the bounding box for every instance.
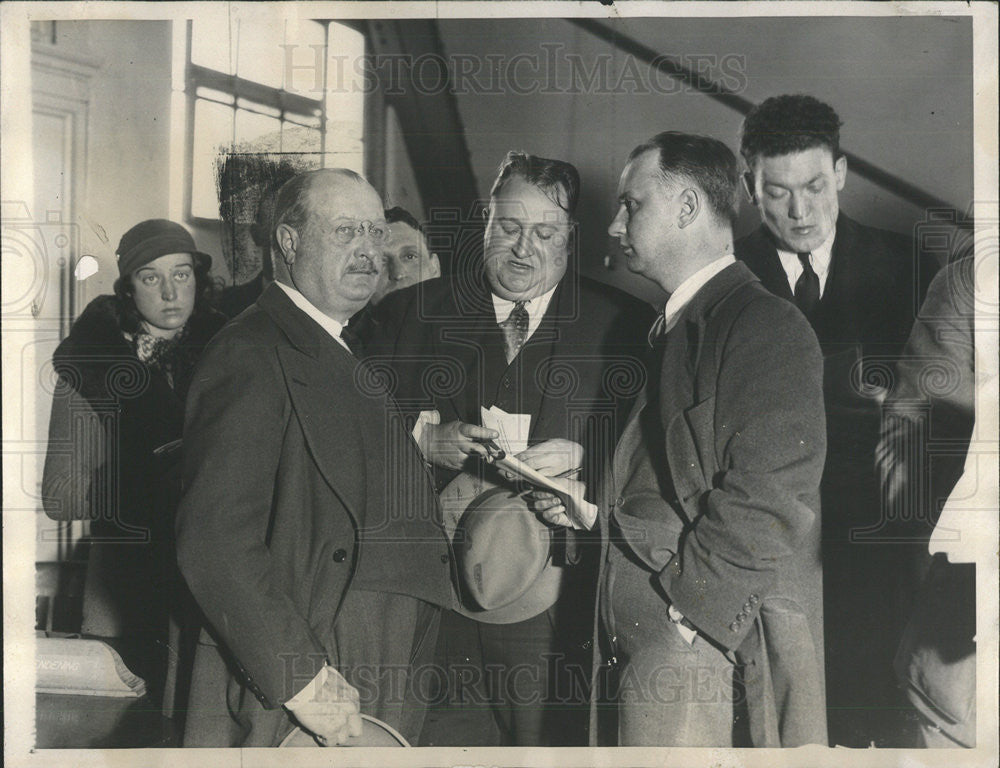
[651,255,735,344]
[274,280,352,353]
[491,283,559,338]
[776,229,836,280]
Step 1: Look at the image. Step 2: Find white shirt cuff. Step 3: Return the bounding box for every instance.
[284,664,333,710]
[668,604,698,645]
[411,409,441,459]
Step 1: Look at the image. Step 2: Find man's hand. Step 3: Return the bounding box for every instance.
[421,420,499,470]
[512,438,583,477]
[531,478,594,529]
[285,666,363,746]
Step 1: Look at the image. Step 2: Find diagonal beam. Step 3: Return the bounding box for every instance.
[570,17,960,214]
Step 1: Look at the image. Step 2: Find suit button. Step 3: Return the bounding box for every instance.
[749,594,760,606]
[743,602,752,612]
[332,549,347,563]
[440,553,450,564]
[503,378,511,388]
[616,496,625,506]
[737,611,748,621]
[729,621,740,632]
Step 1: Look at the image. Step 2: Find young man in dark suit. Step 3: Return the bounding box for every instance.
[372,152,653,746]
[735,94,941,745]
[541,131,827,746]
[176,169,456,747]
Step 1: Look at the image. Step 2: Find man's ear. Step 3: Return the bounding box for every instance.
[275,223,298,266]
[742,172,757,204]
[677,188,700,229]
[426,252,441,279]
[834,155,847,192]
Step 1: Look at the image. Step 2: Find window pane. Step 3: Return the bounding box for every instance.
[235,109,282,151]
[196,87,235,106]
[281,124,322,154]
[285,20,327,96]
[235,98,281,118]
[192,21,234,75]
[235,19,285,90]
[191,99,234,219]
[324,22,365,174]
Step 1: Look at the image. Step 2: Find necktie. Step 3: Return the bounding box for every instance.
[500,301,529,363]
[794,252,820,318]
[340,325,362,357]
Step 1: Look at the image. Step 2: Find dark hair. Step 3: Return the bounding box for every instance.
[489,151,580,218]
[270,168,367,261]
[113,254,215,334]
[384,206,423,234]
[630,131,740,225]
[740,94,843,166]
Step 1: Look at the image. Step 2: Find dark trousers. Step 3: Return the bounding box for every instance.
[425,604,592,747]
[181,590,439,747]
[333,590,441,746]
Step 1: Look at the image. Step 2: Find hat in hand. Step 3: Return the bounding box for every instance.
[439,468,562,625]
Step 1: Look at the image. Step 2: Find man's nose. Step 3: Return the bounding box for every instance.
[513,228,533,258]
[386,257,401,282]
[789,193,809,220]
[608,207,626,239]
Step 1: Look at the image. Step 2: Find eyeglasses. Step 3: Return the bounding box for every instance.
[333,220,391,246]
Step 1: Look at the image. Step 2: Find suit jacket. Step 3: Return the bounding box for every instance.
[369,270,653,621]
[597,262,828,746]
[737,212,940,535]
[176,283,455,745]
[370,270,655,484]
[736,212,938,357]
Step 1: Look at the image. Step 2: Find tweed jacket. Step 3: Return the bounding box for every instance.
[596,262,828,746]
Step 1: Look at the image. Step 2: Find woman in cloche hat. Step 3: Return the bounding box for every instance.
[41,219,227,719]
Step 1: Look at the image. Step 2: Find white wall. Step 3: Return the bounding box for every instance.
[438,16,973,303]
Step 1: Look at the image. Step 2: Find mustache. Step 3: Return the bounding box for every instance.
[346,257,380,275]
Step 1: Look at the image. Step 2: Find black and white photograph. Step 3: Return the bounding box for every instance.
[2,2,997,766]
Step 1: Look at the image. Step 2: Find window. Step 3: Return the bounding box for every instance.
[175,15,366,221]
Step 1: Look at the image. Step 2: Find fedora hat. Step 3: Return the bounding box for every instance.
[278,715,409,747]
[439,465,563,625]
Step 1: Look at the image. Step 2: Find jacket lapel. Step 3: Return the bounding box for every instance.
[259,284,368,527]
[741,227,793,301]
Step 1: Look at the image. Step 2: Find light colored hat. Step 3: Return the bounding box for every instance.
[439,466,563,625]
[279,715,408,747]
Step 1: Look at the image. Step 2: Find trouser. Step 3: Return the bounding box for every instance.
[182,590,439,747]
[600,537,745,747]
[332,590,441,746]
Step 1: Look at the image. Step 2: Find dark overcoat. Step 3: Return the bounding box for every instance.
[176,283,456,746]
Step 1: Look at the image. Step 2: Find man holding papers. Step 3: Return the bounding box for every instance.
[372,151,652,745]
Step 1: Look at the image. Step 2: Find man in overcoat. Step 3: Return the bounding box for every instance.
[542,132,828,746]
[176,168,456,747]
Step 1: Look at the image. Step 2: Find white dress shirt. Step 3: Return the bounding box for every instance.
[649,255,736,344]
[275,280,352,354]
[775,231,835,298]
[413,284,559,453]
[491,283,559,344]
